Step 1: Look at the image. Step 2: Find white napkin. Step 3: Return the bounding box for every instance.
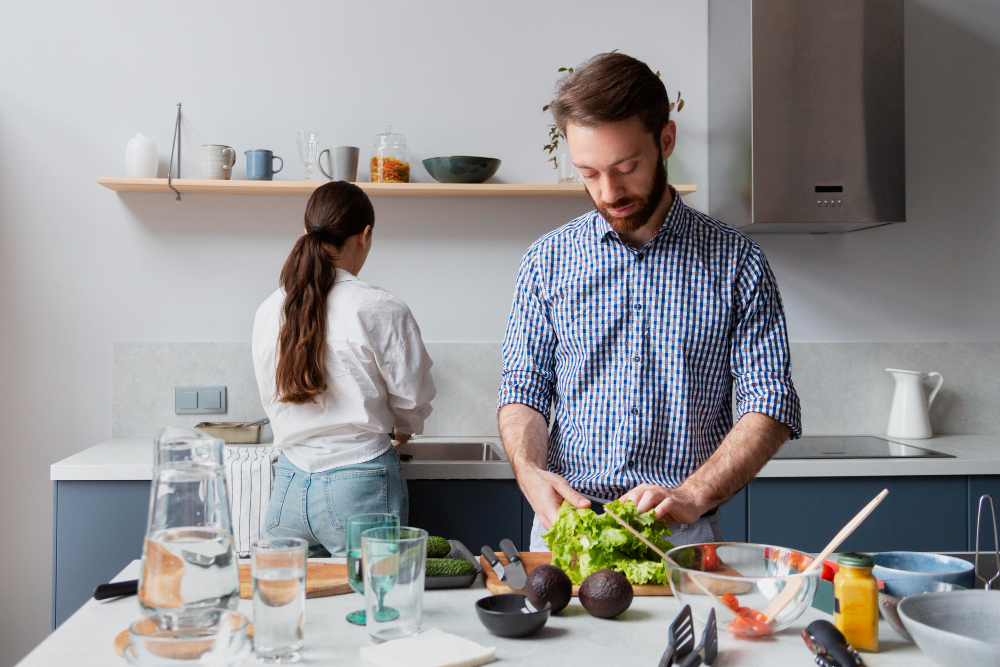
[359,628,496,667]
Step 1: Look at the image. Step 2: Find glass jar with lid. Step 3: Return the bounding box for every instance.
[370,125,410,183]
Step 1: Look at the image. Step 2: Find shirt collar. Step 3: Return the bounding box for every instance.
[592,185,688,243]
[335,268,360,282]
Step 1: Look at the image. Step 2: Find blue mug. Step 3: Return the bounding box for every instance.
[245,149,283,181]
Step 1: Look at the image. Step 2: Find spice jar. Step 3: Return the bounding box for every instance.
[370,125,410,183]
[833,552,878,652]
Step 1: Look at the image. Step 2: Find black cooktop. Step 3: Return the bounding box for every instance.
[772,436,954,459]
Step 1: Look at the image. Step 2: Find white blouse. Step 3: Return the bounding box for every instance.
[252,269,435,472]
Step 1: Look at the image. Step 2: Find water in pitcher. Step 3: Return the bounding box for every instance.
[253,566,306,661]
[139,527,239,612]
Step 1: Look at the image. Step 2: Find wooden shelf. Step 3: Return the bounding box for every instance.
[97,177,697,199]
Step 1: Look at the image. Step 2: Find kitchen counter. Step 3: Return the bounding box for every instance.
[50,434,1000,481]
[19,559,934,667]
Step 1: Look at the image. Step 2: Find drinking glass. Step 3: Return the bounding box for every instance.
[361,526,427,642]
[558,152,581,184]
[251,537,307,663]
[345,513,399,625]
[296,131,321,181]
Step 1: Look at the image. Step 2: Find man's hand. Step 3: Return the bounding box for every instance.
[520,466,590,530]
[619,484,705,525]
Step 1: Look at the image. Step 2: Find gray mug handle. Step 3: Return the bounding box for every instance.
[318,148,332,180]
[272,155,283,174]
[222,147,236,171]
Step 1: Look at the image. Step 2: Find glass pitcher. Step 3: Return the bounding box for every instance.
[138,427,240,613]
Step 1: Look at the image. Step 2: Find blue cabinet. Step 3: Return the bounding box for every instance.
[968,476,1000,551]
[407,479,526,552]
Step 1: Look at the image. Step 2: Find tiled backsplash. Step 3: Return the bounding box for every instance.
[112,342,1000,438]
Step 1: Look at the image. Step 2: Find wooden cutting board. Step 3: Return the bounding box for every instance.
[481,551,749,597]
[114,622,254,658]
[237,561,352,599]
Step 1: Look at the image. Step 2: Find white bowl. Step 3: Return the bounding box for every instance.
[898,589,1000,667]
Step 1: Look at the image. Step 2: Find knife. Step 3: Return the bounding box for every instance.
[499,539,527,589]
[481,545,505,583]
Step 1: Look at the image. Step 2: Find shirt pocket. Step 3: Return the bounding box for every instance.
[322,468,389,532]
[264,468,295,532]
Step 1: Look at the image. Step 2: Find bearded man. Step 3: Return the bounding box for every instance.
[497,52,802,550]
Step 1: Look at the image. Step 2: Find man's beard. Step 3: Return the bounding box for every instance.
[589,156,668,234]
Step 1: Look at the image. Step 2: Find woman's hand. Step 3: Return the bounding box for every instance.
[392,432,411,447]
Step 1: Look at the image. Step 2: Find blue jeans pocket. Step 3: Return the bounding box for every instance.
[264,468,295,532]
[323,468,388,532]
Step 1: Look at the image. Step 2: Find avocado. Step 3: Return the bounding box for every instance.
[524,564,573,614]
[579,569,633,618]
[426,557,476,577]
[426,536,452,558]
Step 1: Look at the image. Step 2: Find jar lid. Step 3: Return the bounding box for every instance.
[373,125,406,147]
[837,551,874,568]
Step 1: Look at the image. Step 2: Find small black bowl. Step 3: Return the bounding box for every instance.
[475,594,551,637]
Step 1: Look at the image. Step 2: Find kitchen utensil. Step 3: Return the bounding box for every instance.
[296,131,321,181]
[899,589,1000,667]
[126,133,158,178]
[676,608,718,667]
[421,156,500,184]
[659,604,696,667]
[761,488,889,623]
[886,368,944,439]
[498,539,526,589]
[976,494,1000,589]
[319,146,360,181]
[362,526,427,642]
[238,561,352,599]
[370,126,409,183]
[251,537,306,663]
[244,149,283,181]
[138,427,239,613]
[346,513,399,625]
[474,593,550,638]
[871,552,975,590]
[94,579,139,600]
[878,579,962,641]
[801,620,866,667]
[481,545,505,583]
[200,144,236,180]
[424,539,481,590]
[122,609,251,666]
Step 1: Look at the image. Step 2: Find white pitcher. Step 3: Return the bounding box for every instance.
[886,368,944,439]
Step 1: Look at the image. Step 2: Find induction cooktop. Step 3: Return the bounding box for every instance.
[772,436,954,459]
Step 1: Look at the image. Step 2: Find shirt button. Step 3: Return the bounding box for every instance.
[631,407,639,416]
[635,304,643,311]
[627,460,635,468]
[633,354,641,362]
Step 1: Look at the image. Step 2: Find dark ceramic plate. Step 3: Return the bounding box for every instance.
[425,539,481,589]
[422,156,501,184]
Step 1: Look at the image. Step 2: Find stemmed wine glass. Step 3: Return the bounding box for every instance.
[296,131,321,181]
[345,513,399,625]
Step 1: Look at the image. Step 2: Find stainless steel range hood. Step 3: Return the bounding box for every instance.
[708,0,905,233]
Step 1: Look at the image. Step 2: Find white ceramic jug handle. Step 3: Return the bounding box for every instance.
[926,372,944,407]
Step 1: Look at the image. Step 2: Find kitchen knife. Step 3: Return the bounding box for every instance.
[481,545,505,583]
[499,539,527,589]
[94,579,138,601]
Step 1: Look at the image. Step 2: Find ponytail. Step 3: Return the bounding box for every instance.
[275,181,375,404]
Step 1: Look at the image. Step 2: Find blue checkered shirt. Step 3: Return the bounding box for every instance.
[498,189,801,500]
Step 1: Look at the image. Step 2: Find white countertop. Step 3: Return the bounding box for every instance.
[51,434,1000,481]
[17,559,933,667]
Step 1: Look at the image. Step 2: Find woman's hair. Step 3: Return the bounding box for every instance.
[275,181,375,404]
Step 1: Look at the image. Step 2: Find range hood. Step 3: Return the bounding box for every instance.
[708,0,905,233]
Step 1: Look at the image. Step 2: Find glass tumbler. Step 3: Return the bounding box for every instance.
[345,513,400,625]
[251,537,307,663]
[558,152,581,184]
[361,526,427,642]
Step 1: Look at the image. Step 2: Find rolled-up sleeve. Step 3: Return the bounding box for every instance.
[730,247,802,438]
[497,248,558,422]
[383,322,436,436]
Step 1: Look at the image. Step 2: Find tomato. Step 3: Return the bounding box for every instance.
[726,607,773,636]
[821,561,838,582]
[702,545,720,571]
[750,618,773,635]
[788,551,803,570]
[727,616,754,635]
[737,606,753,617]
[721,593,740,612]
[799,555,814,571]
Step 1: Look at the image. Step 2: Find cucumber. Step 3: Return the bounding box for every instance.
[426,557,476,577]
[426,535,452,558]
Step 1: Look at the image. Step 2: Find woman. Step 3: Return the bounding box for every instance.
[252,181,434,556]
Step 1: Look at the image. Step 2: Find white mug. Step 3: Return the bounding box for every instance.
[200,144,236,180]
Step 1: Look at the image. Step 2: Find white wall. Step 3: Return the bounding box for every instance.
[2,1,999,664]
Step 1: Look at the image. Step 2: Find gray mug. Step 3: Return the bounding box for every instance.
[200,144,236,180]
[245,149,283,181]
[319,146,360,182]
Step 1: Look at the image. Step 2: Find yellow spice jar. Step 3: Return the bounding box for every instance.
[833,552,879,652]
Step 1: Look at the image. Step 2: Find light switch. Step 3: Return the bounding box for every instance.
[201,390,222,410]
[176,390,198,410]
[175,386,227,414]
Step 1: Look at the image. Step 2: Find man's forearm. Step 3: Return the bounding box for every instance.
[682,412,791,510]
[497,403,549,477]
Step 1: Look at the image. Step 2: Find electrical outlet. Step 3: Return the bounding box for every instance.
[174,386,227,414]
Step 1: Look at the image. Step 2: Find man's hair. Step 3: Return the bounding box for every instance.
[549,52,670,139]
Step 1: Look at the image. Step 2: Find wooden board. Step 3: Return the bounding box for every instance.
[237,561,352,599]
[114,623,253,658]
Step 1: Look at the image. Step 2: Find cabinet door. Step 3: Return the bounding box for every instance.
[407,480,524,551]
[748,476,967,553]
[719,487,747,542]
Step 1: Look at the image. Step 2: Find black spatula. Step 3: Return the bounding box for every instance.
[659,604,696,667]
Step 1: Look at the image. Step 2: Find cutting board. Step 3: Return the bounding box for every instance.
[481,551,749,597]
[237,561,352,599]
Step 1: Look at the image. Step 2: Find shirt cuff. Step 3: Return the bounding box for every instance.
[734,375,802,439]
[497,370,553,423]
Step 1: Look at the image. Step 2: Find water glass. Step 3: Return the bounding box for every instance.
[251,537,307,663]
[296,131,321,181]
[362,526,427,642]
[558,152,581,184]
[346,513,400,625]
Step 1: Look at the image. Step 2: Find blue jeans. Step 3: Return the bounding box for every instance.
[262,448,408,557]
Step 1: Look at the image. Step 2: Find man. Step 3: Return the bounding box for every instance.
[497,52,802,550]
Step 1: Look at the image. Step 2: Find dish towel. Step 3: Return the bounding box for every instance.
[225,445,278,557]
[359,628,496,667]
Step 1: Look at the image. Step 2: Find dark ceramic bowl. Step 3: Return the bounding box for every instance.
[475,594,550,637]
[422,156,501,184]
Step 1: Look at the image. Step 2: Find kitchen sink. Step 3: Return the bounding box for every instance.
[396,441,506,462]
